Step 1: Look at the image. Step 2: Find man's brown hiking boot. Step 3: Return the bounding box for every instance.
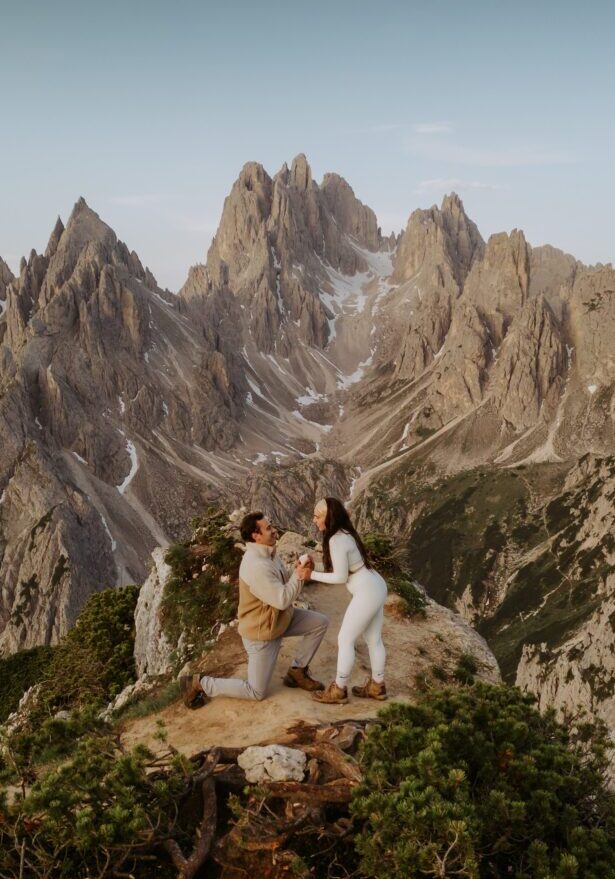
[351,678,387,700]
[283,665,325,692]
[311,681,348,704]
[179,674,208,709]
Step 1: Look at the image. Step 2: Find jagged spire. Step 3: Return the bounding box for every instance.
[45,216,65,258]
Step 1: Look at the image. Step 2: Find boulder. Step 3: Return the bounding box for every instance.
[238,744,307,783]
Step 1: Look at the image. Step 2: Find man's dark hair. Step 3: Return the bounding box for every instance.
[240,511,265,543]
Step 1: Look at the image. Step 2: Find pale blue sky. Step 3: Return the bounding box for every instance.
[1,0,613,290]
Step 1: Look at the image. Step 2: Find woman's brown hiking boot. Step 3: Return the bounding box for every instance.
[351,678,387,700]
[283,665,325,691]
[311,681,348,704]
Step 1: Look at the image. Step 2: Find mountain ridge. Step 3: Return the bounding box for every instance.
[1,154,613,729]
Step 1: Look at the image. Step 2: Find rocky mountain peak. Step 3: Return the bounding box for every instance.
[63,197,117,252]
[440,191,464,213]
[320,173,381,251]
[238,161,272,197]
[0,257,14,299]
[393,195,484,288]
[179,154,390,355]
[45,217,65,258]
[461,228,531,346]
[289,153,312,190]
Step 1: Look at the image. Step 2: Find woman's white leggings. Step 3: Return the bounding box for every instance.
[336,568,388,688]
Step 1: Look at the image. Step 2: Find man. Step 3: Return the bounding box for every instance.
[180,511,328,707]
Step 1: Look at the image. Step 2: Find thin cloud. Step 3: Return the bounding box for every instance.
[405,136,576,167]
[412,122,453,135]
[346,121,453,136]
[106,194,167,207]
[417,178,508,193]
[168,210,218,236]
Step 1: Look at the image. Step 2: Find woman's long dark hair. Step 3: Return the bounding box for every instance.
[322,497,372,572]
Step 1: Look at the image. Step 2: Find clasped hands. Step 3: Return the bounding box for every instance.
[295,554,314,582]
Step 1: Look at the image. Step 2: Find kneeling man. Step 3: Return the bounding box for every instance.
[180,511,327,706]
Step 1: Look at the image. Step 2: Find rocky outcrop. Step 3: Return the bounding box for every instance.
[516,574,614,732]
[134,548,174,677]
[0,442,116,652]
[0,257,13,304]
[0,257,14,345]
[358,453,614,736]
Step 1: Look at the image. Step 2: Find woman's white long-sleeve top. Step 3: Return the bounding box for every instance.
[310,531,365,584]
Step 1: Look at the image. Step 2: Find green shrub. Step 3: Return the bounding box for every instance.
[454,652,479,685]
[388,575,427,617]
[162,508,242,667]
[351,683,615,879]
[0,705,108,785]
[0,645,54,723]
[41,584,140,713]
[363,532,395,562]
[364,533,427,617]
[0,729,192,879]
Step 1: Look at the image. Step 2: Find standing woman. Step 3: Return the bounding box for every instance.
[310,497,388,704]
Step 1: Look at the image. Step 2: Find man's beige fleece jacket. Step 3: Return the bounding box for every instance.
[237,543,304,641]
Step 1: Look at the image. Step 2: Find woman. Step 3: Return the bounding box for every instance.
[309,497,388,704]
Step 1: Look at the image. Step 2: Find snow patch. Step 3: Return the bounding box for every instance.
[349,241,394,277]
[296,386,327,406]
[247,376,264,397]
[72,451,87,465]
[99,512,117,551]
[292,409,332,432]
[318,260,371,342]
[116,431,139,494]
[266,353,291,376]
[150,290,173,309]
[566,345,574,370]
[270,246,285,315]
[0,298,6,320]
[348,467,363,500]
[337,353,374,389]
[587,384,598,395]
[34,417,43,431]
[118,396,126,415]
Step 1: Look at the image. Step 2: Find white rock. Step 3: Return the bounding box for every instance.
[100,676,158,720]
[134,547,174,676]
[238,744,307,783]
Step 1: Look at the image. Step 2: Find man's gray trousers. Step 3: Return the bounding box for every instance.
[199,608,328,701]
